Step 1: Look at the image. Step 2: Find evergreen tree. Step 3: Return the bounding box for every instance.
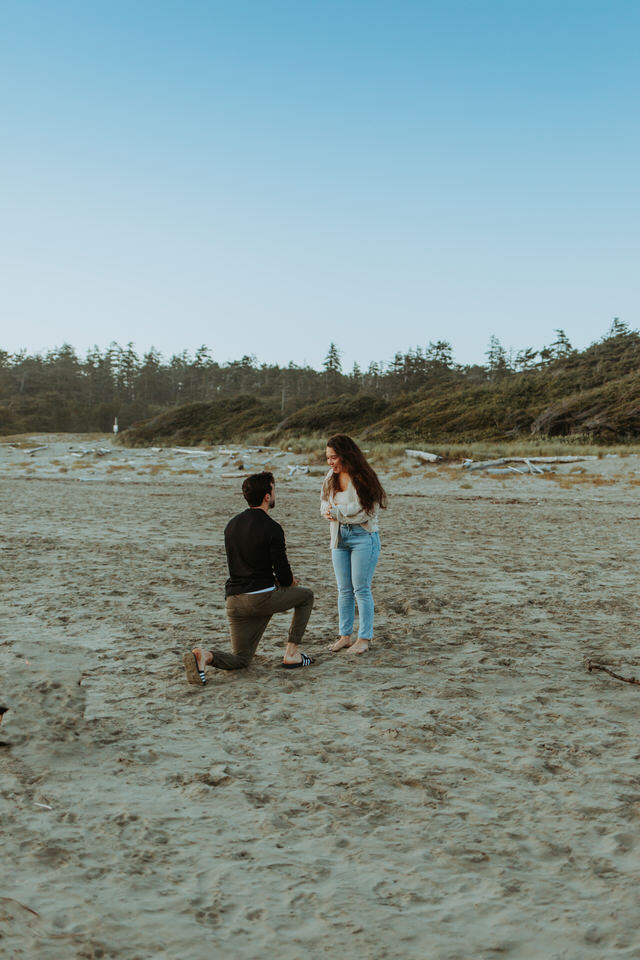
[607,317,630,338]
[323,342,342,374]
[550,329,574,358]
[426,340,454,370]
[485,335,511,378]
[515,347,538,371]
[118,342,140,399]
[137,348,165,404]
[390,352,405,381]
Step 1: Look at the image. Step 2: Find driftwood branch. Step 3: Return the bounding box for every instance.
[463,455,598,472]
[0,897,40,917]
[9,444,49,455]
[405,448,442,463]
[587,660,640,686]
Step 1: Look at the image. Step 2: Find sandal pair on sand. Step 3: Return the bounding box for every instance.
[182,651,314,686]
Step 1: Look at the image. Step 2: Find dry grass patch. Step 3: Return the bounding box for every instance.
[2,432,110,445]
[107,463,135,472]
[541,472,621,489]
[363,442,410,463]
[436,465,462,480]
[275,436,409,465]
[276,436,325,457]
[274,435,640,466]
[429,440,640,461]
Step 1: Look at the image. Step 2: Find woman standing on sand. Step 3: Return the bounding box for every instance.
[321,434,387,655]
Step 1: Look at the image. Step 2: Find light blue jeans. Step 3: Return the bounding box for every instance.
[331,524,381,639]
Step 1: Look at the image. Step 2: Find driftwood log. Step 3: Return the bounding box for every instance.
[463,455,599,472]
[587,660,640,686]
[10,444,49,455]
[405,448,442,463]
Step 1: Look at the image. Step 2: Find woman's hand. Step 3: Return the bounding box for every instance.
[325,510,333,521]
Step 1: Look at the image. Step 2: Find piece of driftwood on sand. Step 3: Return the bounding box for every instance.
[484,464,551,475]
[587,660,640,686]
[463,455,599,473]
[405,448,442,463]
[0,898,41,918]
[71,447,113,458]
[10,444,49,455]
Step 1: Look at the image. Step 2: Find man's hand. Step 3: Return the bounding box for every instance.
[291,576,300,586]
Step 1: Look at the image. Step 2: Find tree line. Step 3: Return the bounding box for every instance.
[0,320,631,434]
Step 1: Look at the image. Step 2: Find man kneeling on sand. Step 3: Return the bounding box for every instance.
[183,471,315,685]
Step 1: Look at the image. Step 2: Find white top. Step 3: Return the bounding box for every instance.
[320,470,380,549]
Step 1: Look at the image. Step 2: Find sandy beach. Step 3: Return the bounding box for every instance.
[2,436,640,959]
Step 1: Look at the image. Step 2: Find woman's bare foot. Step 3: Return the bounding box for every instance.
[328,635,353,652]
[347,639,369,655]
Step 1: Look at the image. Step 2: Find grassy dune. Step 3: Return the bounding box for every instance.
[119,330,640,452]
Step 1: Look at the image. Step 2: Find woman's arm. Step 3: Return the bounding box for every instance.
[334,484,377,524]
[320,471,335,519]
[333,503,375,525]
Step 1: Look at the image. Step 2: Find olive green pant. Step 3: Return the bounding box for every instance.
[211,585,314,670]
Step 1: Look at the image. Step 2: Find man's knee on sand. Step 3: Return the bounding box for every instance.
[211,647,254,670]
[233,649,254,669]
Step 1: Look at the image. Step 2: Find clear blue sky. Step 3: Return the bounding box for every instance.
[1,0,638,371]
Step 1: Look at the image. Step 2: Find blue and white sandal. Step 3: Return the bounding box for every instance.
[281,653,315,669]
[183,651,207,685]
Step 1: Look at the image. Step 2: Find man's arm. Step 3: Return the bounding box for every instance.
[269,523,294,587]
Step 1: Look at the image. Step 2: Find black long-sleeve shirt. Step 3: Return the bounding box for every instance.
[224,508,293,597]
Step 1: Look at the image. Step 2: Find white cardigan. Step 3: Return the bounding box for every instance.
[320,469,380,549]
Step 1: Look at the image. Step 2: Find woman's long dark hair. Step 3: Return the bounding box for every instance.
[325,434,387,512]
